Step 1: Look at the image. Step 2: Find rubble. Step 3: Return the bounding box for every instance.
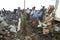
[0,5,60,40]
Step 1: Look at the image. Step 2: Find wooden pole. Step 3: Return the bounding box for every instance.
[24,0,25,9]
[24,0,25,13]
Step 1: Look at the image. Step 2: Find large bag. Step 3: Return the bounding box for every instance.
[43,27,49,34]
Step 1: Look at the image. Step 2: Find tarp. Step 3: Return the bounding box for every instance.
[32,11,40,19]
[9,25,17,33]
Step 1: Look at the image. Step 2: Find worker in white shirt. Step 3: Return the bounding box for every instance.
[26,8,30,20]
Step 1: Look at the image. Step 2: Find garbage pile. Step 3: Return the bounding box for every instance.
[0,5,60,40]
[0,8,19,40]
[19,5,60,40]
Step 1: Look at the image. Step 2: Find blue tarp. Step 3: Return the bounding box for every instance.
[32,11,40,19]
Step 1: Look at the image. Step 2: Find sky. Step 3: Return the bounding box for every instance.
[0,0,55,11]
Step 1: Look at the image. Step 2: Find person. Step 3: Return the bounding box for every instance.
[31,10,40,33]
[17,7,22,31]
[30,6,36,16]
[40,6,46,22]
[1,8,5,13]
[26,8,30,20]
[26,8,30,14]
[17,7,22,17]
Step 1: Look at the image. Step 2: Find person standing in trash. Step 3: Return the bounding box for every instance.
[31,10,40,33]
[18,7,22,18]
[17,7,22,31]
[1,8,6,13]
[32,10,40,24]
[26,8,30,21]
[30,6,36,16]
[1,8,6,16]
[40,6,46,22]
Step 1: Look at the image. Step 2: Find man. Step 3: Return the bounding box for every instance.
[31,10,40,33]
[30,6,36,16]
[1,8,6,13]
[40,6,46,22]
[26,8,30,20]
[26,8,30,14]
[17,7,22,31]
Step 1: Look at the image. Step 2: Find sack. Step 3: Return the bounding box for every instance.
[45,15,53,23]
[47,5,54,13]
[43,28,49,34]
